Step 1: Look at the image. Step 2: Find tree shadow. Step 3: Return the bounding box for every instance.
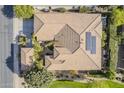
[5,43,29,77]
[1,5,14,18]
[6,44,14,73]
[117,25,124,35]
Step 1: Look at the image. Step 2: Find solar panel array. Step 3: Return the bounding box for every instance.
[91,36,96,54]
[86,32,91,50]
[86,32,96,54]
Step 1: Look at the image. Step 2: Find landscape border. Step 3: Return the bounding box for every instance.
[0,0,123,5]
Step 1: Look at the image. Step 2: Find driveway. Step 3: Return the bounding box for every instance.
[0,5,14,88]
[22,19,34,47]
[12,18,34,87]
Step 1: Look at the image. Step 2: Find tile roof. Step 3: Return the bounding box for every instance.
[30,12,102,71]
[34,12,100,36]
[21,48,34,71]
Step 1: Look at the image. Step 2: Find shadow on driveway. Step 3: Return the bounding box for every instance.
[6,43,20,75]
[6,43,30,76]
[6,44,14,73]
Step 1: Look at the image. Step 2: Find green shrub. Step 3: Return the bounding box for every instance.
[88,71,107,78]
[106,70,116,80]
[108,23,118,80]
[24,67,54,88]
[111,7,124,26]
[32,34,44,69]
[13,5,34,19]
[102,31,107,48]
[79,6,90,13]
[18,35,27,47]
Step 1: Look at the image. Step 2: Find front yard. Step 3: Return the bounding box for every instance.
[18,6,124,87]
[49,80,124,88]
[49,80,88,88]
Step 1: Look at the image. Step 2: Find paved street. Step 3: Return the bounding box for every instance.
[0,5,14,87]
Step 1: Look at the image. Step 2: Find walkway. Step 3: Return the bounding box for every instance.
[13,18,24,88]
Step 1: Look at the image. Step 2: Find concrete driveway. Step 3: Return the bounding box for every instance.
[22,19,34,47]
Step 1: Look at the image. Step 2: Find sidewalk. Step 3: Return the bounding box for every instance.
[13,18,24,88]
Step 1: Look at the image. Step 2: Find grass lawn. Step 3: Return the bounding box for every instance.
[88,80,124,88]
[49,80,88,88]
[49,80,124,88]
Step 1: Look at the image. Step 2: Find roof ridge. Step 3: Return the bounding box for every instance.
[80,48,101,69]
[80,14,101,35]
[94,29,101,39]
[66,24,80,53]
[93,21,102,39]
[34,15,44,35]
[22,48,33,54]
[53,47,60,59]
[54,24,80,54]
[27,48,33,53]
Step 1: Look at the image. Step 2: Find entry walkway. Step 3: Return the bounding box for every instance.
[13,18,24,88]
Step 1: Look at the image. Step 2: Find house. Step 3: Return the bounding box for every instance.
[21,12,102,71]
[21,48,34,71]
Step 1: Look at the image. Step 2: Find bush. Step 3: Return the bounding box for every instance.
[106,70,115,80]
[13,5,34,19]
[88,71,107,78]
[18,35,27,47]
[54,8,67,13]
[24,67,54,88]
[32,34,44,69]
[111,7,124,26]
[102,31,107,48]
[108,23,118,80]
[79,6,90,13]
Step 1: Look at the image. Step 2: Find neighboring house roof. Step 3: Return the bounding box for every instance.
[117,45,124,71]
[21,48,34,71]
[33,12,102,71]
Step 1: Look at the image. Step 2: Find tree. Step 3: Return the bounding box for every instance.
[32,34,44,69]
[13,5,34,19]
[111,7,124,26]
[23,67,54,88]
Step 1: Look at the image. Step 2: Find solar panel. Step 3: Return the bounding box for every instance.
[86,32,91,50]
[91,36,96,54]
